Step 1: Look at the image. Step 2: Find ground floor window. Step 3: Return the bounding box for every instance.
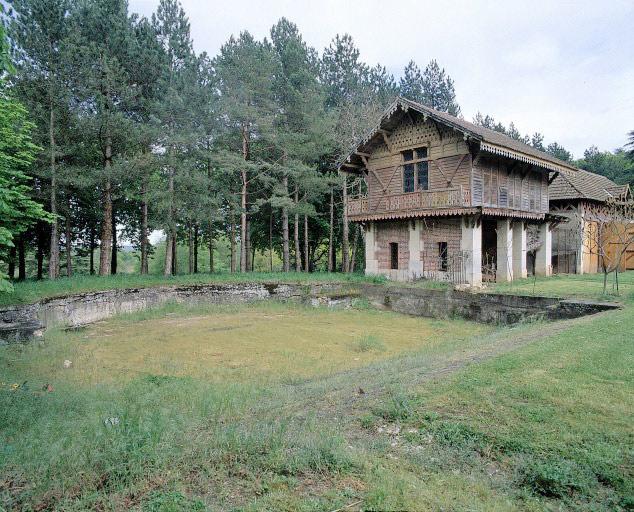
[438,241,448,271]
[390,242,399,270]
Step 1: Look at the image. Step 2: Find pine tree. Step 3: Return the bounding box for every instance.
[152,0,197,275]
[9,0,72,279]
[70,0,136,276]
[0,14,51,290]
[398,60,423,103]
[270,18,332,272]
[215,32,279,272]
[421,60,461,116]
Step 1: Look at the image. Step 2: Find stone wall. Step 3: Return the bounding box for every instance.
[0,282,619,343]
[360,284,618,325]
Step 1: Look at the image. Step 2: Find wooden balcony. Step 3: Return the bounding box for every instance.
[347,186,471,219]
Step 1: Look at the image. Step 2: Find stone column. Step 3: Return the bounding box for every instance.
[408,220,421,279]
[364,222,378,275]
[461,217,482,287]
[535,222,552,276]
[496,219,513,282]
[512,221,528,279]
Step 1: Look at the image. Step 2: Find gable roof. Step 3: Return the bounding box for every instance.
[339,96,579,174]
[550,169,632,203]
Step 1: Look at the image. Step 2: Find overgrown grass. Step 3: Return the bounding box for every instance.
[1,275,632,510]
[490,270,634,301]
[352,335,386,353]
[18,302,489,387]
[364,301,634,510]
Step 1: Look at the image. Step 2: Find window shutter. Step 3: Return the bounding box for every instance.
[499,186,508,207]
[472,173,483,205]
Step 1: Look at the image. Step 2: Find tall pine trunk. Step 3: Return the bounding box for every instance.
[110,204,117,275]
[282,174,290,272]
[48,107,59,279]
[89,228,95,275]
[240,125,249,273]
[17,236,26,281]
[294,187,301,272]
[36,223,45,280]
[230,211,236,273]
[163,231,173,277]
[269,208,274,272]
[245,218,251,272]
[208,233,214,273]
[99,133,113,276]
[140,177,149,274]
[303,215,309,272]
[188,223,194,274]
[328,187,334,272]
[163,165,175,276]
[65,204,72,278]
[194,224,198,273]
[171,234,177,274]
[8,246,15,280]
[341,175,350,272]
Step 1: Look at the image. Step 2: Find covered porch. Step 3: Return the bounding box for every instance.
[363,212,555,287]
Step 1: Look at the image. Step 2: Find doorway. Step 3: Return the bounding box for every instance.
[481,219,497,282]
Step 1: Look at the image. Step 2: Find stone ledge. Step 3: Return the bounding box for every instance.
[0,282,621,343]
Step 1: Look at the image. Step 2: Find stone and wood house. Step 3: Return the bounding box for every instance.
[550,169,633,274]
[337,97,578,286]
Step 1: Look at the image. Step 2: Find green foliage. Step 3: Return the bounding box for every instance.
[576,145,634,187]
[518,456,598,499]
[372,388,413,421]
[353,334,386,353]
[142,491,206,512]
[398,59,461,116]
[0,28,51,288]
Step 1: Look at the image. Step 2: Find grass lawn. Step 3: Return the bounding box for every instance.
[490,270,634,301]
[1,273,632,511]
[17,302,492,387]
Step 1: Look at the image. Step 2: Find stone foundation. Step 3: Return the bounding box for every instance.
[0,282,619,343]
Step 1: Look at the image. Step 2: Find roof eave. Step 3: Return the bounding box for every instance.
[479,142,578,174]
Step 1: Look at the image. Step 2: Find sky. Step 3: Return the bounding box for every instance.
[128,0,634,159]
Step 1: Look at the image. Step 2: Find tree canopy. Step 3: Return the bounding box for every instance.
[2,0,631,284]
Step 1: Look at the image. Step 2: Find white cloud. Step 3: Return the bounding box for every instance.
[130,0,634,158]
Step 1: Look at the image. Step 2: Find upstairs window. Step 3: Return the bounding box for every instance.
[402,147,429,193]
[403,163,415,192]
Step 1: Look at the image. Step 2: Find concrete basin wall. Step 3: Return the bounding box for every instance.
[0,282,619,343]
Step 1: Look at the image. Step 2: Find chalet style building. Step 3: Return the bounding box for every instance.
[550,169,633,273]
[338,97,578,286]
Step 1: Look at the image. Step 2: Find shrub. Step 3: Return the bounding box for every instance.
[353,335,386,353]
[518,456,597,499]
[142,490,205,511]
[372,390,413,421]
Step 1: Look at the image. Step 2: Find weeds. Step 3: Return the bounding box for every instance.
[352,335,386,353]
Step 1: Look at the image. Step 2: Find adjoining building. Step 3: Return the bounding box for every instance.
[337,97,577,286]
[550,169,633,274]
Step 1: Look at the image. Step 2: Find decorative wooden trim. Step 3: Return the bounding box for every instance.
[548,171,559,185]
[480,142,574,173]
[379,130,393,152]
[446,153,469,186]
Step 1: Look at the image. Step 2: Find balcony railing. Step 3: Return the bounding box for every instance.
[347,186,471,217]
